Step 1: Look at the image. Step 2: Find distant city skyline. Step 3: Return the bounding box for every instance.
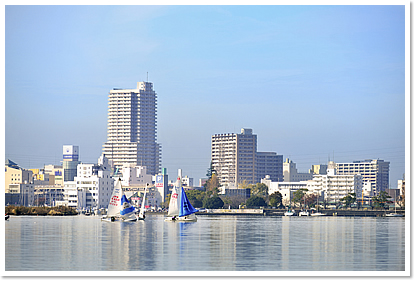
[5,5,407,187]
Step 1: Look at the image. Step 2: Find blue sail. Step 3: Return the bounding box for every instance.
[179,187,198,217]
[120,194,135,215]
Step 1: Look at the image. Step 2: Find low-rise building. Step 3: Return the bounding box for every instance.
[5,160,35,206]
[44,164,64,186]
[6,183,35,206]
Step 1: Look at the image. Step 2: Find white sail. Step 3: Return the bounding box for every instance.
[138,184,148,219]
[167,177,181,217]
[107,178,122,217]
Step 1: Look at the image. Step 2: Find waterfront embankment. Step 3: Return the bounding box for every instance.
[191,208,405,217]
[5,205,78,216]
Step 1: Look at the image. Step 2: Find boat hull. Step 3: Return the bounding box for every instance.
[385,213,404,217]
[311,213,326,216]
[165,214,197,222]
[101,216,117,222]
[284,211,296,216]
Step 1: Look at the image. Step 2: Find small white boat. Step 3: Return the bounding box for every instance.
[311,212,326,217]
[284,210,296,216]
[299,210,309,216]
[385,213,403,217]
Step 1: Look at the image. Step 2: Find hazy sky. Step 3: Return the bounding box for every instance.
[5,5,407,187]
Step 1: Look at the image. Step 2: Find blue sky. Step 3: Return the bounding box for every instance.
[5,5,407,187]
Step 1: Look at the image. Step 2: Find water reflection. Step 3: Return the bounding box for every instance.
[5,215,405,272]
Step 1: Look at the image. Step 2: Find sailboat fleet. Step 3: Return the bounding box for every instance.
[101,171,198,223]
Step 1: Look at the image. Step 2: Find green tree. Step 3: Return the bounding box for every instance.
[245,196,267,207]
[186,190,205,208]
[304,194,317,208]
[341,193,356,208]
[292,189,308,208]
[372,191,392,209]
[269,191,283,208]
[238,179,253,189]
[251,183,268,198]
[205,173,220,196]
[206,161,215,178]
[203,196,224,209]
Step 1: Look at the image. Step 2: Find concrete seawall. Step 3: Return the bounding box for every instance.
[263,209,405,217]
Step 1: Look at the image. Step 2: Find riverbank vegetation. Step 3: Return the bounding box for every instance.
[5,205,78,216]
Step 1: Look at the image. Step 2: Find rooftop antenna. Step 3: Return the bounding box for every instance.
[147,72,148,82]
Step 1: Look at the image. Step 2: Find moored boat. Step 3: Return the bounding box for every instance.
[299,210,309,216]
[385,213,403,217]
[284,209,296,216]
[311,212,326,216]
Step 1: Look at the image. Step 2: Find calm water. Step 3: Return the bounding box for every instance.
[5,214,406,272]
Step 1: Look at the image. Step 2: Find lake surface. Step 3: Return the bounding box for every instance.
[5,214,406,274]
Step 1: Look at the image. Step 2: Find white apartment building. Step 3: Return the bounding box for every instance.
[120,164,153,187]
[283,158,313,182]
[102,81,161,175]
[74,155,114,210]
[312,163,363,204]
[335,159,389,195]
[211,128,282,186]
[62,181,78,208]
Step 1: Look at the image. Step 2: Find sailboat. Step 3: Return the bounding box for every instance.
[386,197,403,217]
[138,183,148,220]
[102,178,137,222]
[311,192,325,216]
[299,193,309,216]
[284,194,296,216]
[165,177,198,222]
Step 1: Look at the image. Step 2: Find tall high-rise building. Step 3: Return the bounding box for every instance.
[256,152,283,183]
[102,81,161,175]
[211,128,283,186]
